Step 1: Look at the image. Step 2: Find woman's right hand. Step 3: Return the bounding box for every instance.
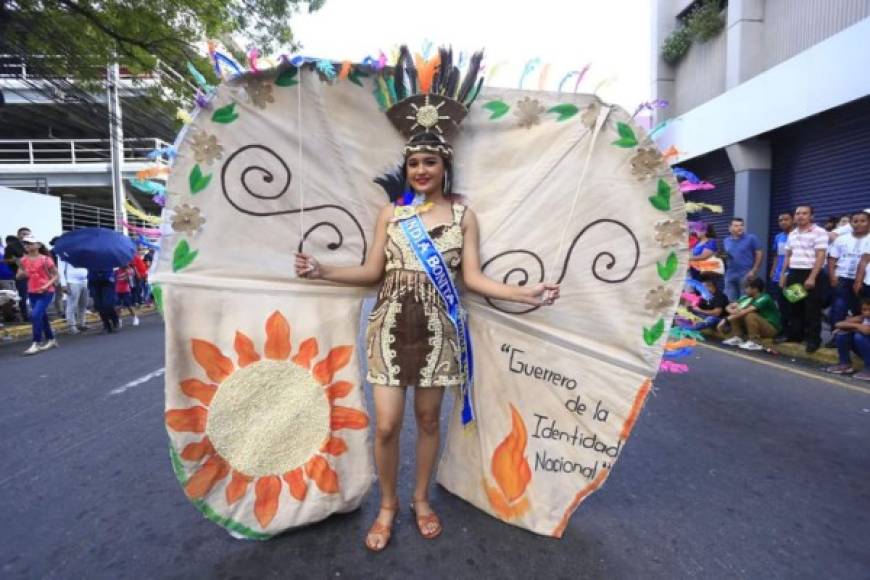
[294,252,321,279]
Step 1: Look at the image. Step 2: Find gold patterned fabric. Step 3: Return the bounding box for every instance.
[366,204,466,387]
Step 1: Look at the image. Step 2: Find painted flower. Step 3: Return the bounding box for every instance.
[171,204,206,234]
[514,97,546,128]
[644,286,675,315]
[245,77,275,109]
[166,311,368,530]
[190,131,223,166]
[581,100,601,129]
[630,147,665,180]
[654,219,687,247]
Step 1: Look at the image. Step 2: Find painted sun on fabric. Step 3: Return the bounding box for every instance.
[166,311,369,532]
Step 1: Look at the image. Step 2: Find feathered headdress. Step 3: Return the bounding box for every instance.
[375,45,484,160]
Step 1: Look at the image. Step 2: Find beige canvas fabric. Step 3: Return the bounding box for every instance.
[152,66,687,538]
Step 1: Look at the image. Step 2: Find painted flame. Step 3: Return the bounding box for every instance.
[484,404,532,520]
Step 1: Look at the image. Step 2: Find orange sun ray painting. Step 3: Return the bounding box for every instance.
[166,311,369,537]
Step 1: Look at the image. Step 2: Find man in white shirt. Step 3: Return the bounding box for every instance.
[828,211,870,328]
[780,205,828,353]
[58,258,90,333]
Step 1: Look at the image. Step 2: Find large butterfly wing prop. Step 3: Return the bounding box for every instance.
[151,66,687,538]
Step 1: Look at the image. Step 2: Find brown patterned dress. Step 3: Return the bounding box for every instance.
[365,204,467,387]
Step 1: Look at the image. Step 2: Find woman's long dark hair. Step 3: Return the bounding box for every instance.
[704,224,717,240]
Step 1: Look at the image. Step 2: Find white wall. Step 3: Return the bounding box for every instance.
[0,187,63,244]
[656,18,870,163]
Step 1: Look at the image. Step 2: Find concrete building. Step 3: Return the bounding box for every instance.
[651,0,870,270]
[0,55,172,230]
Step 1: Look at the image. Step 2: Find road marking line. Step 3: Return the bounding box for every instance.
[110,367,165,395]
[698,343,870,395]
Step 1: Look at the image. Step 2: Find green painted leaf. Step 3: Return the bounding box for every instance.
[648,194,669,211]
[188,165,212,194]
[649,178,673,211]
[151,284,163,314]
[172,239,199,272]
[211,102,238,124]
[612,122,638,148]
[548,103,579,122]
[657,252,679,281]
[643,318,666,346]
[657,179,671,197]
[275,67,299,87]
[483,100,510,120]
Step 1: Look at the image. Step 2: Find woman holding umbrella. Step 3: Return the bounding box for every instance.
[17,235,59,355]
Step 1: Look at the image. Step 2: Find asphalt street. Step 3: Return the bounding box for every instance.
[1,316,868,579]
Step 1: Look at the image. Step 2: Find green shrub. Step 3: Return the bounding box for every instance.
[662,27,692,64]
[687,0,725,42]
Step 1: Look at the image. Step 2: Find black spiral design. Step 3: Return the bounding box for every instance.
[220,144,367,263]
[481,219,640,314]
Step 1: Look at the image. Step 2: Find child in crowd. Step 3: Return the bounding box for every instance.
[689,273,729,331]
[114,264,139,327]
[719,278,782,351]
[826,297,870,381]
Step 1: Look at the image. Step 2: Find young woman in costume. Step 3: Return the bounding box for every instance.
[294,47,560,553]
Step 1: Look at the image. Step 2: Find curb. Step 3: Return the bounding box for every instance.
[1,305,158,343]
[702,329,865,371]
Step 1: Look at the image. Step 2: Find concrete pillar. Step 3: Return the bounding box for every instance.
[726,139,772,279]
[726,0,765,88]
[650,0,680,127]
[106,61,128,234]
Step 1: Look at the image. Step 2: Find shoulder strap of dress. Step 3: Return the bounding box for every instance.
[452,204,467,225]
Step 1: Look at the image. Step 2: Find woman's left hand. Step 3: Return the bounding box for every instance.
[520,282,560,306]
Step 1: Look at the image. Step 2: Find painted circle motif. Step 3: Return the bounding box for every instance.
[206,360,330,477]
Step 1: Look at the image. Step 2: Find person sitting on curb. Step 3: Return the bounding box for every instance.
[688,273,728,331]
[719,278,782,351]
[826,297,870,381]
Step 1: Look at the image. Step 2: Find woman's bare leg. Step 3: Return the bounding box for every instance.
[367,385,407,549]
[412,386,446,535]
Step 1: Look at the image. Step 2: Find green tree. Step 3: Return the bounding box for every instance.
[0,0,324,97]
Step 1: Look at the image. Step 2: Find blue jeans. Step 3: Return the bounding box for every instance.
[830,278,858,328]
[724,270,749,302]
[836,331,870,367]
[28,292,55,343]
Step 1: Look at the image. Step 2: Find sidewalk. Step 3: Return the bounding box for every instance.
[0,305,158,342]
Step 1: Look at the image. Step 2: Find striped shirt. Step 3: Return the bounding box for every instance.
[785,224,828,270]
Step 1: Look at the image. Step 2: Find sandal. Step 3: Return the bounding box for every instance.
[364,503,397,552]
[410,499,442,540]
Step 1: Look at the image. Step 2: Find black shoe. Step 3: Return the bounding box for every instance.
[806,342,820,354]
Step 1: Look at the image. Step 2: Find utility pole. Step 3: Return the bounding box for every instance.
[107,60,128,233]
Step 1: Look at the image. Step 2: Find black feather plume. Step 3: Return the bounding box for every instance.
[464,77,485,107]
[433,46,451,94]
[458,50,484,103]
[373,166,407,202]
[445,66,460,98]
[400,45,417,95]
[393,49,407,101]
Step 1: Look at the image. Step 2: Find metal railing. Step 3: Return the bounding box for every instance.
[0,54,154,80]
[61,199,158,233]
[0,138,171,165]
[0,176,49,194]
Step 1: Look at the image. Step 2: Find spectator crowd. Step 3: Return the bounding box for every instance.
[0,226,154,355]
[685,205,870,381]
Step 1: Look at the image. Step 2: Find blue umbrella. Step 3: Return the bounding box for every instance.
[53,227,137,270]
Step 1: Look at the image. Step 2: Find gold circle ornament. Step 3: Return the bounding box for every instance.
[416,105,440,129]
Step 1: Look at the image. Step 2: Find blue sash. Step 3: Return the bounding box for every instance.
[399,214,475,425]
